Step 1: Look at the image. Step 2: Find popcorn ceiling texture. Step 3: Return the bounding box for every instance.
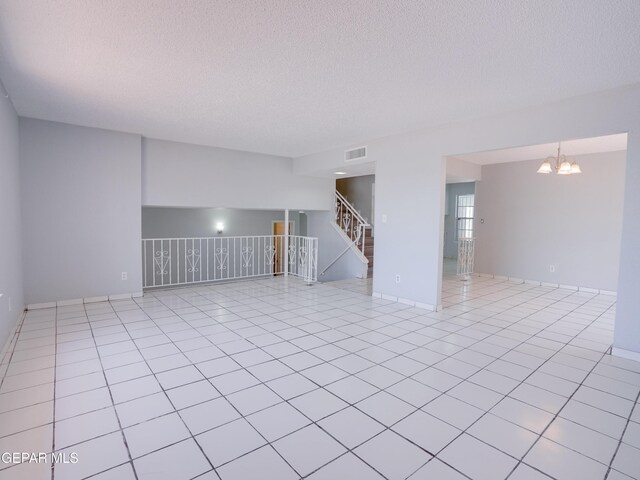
[0,0,638,157]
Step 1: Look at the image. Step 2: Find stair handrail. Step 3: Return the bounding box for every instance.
[335,190,368,225]
[334,191,370,255]
[320,243,354,276]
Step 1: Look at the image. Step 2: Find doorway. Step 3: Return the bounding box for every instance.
[273,221,294,274]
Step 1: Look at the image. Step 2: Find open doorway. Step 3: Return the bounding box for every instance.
[443,183,476,276]
[442,133,627,307]
[273,221,294,274]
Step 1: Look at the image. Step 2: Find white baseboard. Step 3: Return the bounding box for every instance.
[57,298,83,306]
[476,272,617,296]
[612,347,640,363]
[27,291,142,310]
[372,291,437,311]
[108,293,132,301]
[599,289,617,297]
[0,308,26,363]
[27,301,56,309]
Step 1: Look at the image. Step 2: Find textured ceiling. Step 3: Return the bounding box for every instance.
[0,1,639,157]
[452,133,628,165]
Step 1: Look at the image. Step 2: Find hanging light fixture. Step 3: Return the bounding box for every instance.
[537,142,582,175]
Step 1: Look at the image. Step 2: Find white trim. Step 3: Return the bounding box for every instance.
[27,301,56,310]
[475,272,617,296]
[579,286,599,294]
[27,292,143,310]
[508,277,523,283]
[0,308,26,362]
[419,301,439,311]
[397,297,415,306]
[109,293,133,301]
[612,347,640,363]
[57,298,83,306]
[371,292,437,312]
[84,296,109,304]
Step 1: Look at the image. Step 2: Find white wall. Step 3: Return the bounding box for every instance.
[475,152,625,291]
[446,157,482,183]
[20,118,142,304]
[142,207,300,238]
[336,175,375,225]
[293,84,640,356]
[444,182,475,258]
[0,96,23,349]
[142,138,332,210]
[306,211,367,282]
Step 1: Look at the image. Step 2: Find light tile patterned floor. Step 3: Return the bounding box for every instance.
[0,275,639,480]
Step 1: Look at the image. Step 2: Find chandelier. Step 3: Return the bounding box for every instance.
[537,143,582,175]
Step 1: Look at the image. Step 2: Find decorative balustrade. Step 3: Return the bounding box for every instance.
[457,238,475,279]
[334,190,369,255]
[142,235,318,288]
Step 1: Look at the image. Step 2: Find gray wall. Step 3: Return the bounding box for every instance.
[336,175,375,225]
[142,207,301,238]
[306,211,366,282]
[20,118,142,304]
[443,182,476,258]
[142,138,332,210]
[0,96,23,349]
[474,151,626,291]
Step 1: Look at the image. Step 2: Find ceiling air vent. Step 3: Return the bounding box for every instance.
[344,146,367,162]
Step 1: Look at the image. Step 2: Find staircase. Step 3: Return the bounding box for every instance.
[329,190,373,278]
[363,226,374,277]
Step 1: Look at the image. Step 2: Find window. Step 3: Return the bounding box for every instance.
[456,194,475,239]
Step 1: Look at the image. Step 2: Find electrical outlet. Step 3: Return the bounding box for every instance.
[8,296,11,312]
[549,265,556,273]
[395,274,401,283]
[121,272,128,281]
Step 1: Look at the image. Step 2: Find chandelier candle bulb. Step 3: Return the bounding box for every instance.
[537,142,582,175]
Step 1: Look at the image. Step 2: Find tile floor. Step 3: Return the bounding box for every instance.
[0,274,639,480]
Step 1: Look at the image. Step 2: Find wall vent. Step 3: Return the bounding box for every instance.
[344,146,367,162]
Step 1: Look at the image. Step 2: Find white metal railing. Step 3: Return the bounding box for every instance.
[334,190,370,255]
[457,238,475,279]
[142,235,318,288]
